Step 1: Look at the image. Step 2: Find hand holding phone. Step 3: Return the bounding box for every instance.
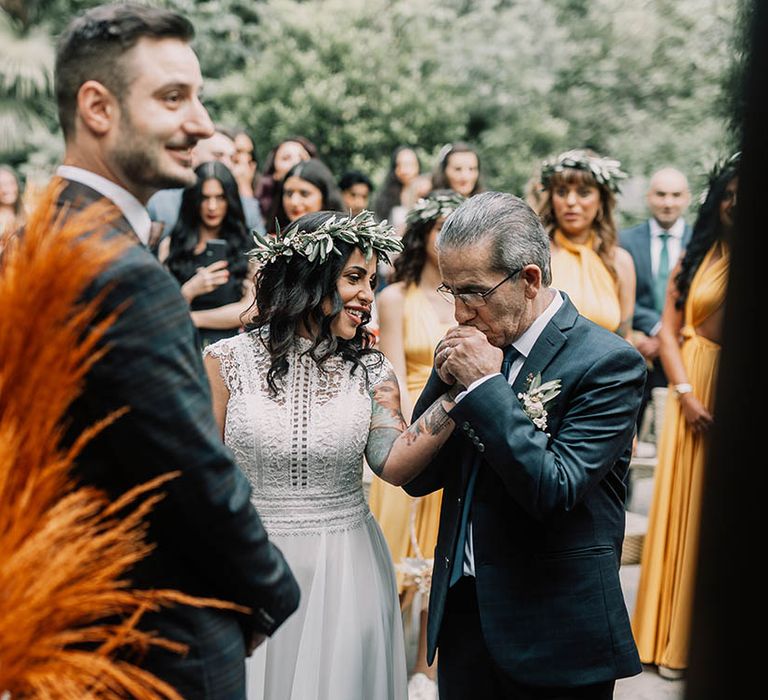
[204,238,228,264]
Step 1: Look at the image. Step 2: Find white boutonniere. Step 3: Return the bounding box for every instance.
[518,373,562,435]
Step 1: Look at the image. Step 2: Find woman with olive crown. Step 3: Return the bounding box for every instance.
[204,210,463,700]
[538,149,636,340]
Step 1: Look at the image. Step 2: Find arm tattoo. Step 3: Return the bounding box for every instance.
[367,368,407,475]
[366,428,400,477]
[421,401,452,435]
[366,370,458,476]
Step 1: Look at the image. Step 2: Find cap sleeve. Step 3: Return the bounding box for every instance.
[203,336,243,394]
[363,350,395,390]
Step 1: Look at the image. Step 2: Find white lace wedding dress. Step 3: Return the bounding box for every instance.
[205,331,408,700]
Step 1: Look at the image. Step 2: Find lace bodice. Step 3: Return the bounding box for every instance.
[205,331,392,534]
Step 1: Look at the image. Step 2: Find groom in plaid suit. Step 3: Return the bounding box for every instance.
[51,4,299,697]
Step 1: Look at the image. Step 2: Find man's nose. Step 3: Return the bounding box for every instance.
[185,98,215,140]
[454,298,474,324]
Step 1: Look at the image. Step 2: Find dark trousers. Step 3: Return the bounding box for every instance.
[437,577,616,700]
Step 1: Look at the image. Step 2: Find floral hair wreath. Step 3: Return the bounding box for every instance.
[248,210,404,266]
[697,151,740,204]
[405,190,466,227]
[540,149,628,194]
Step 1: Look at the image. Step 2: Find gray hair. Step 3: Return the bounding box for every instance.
[437,191,552,285]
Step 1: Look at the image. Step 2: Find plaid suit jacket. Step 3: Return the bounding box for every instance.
[405,294,645,687]
[56,179,299,699]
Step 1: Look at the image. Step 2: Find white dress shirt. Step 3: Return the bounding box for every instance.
[455,289,564,576]
[56,165,152,246]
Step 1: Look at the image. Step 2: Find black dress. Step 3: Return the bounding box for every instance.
[184,246,246,349]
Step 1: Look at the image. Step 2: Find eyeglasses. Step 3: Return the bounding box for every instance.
[436,267,523,308]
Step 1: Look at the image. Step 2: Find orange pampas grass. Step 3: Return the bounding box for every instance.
[0,183,243,699]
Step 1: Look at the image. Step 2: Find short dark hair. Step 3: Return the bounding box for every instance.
[339,170,373,192]
[55,2,195,138]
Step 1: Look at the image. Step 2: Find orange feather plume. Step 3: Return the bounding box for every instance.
[0,182,245,699]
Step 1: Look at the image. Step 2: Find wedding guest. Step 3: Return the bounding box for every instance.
[255,135,316,220]
[538,148,636,340]
[339,170,374,216]
[632,155,738,681]
[50,3,299,695]
[231,127,261,199]
[373,145,422,228]
[158,161,255,349]
[370,190,465,699]
[620,167,692,433]
[266,157,344,233]
[0,165,25,250]
[404,191,645,699]
[431,142,483,198]
[203,210,462,699]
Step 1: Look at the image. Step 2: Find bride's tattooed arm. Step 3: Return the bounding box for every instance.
[366,368,461,486]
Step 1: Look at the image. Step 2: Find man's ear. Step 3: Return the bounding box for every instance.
[522,264,542,299]
[76,80,119,136]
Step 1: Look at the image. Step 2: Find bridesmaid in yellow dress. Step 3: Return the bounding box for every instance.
[632,157,738,680]
[538,149,636,339]
[370,190,464,699]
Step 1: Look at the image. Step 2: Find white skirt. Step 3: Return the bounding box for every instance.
[246,511,408,700]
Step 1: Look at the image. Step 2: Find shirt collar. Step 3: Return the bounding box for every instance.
[56,165,152,246]
[649,216,686,240]
[512,289,563,358]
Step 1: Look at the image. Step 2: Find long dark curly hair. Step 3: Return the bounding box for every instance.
[392,189,458,286]
[673,158,738,310]
[247,211,383,395]
[166,161,251,285]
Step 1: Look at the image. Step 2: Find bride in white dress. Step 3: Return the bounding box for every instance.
[203,211,461,700]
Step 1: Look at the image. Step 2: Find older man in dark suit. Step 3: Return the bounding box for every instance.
[405,192,645,699]
[51,4,299,697]
[619,167,692,434]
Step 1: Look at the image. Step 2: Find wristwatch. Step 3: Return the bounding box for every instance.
[674,383,693,397]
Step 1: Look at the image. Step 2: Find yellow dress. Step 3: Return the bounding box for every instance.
[551,229,621,332]
[632,241,729,670]
[369,284,453,595]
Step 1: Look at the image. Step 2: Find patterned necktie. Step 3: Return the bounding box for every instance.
[655,232,670,313]
[449,345,519,586]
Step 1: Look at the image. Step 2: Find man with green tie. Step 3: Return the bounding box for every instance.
[620,167,693,435]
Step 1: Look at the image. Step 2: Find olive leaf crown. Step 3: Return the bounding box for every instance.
[405,190,466,227]
[248,210,403,266]
[698,151,740,204]
[540,149,628,194]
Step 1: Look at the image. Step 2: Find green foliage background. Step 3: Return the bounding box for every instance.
[0,0,744,221]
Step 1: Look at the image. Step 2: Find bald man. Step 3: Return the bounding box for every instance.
[619,167,692,437]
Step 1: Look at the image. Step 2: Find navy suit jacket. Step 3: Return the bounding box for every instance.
[404,294,645,687]
[619,219,692,335]
[56,179,299,698]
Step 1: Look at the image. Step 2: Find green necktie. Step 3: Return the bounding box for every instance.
[655,232,670,313]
